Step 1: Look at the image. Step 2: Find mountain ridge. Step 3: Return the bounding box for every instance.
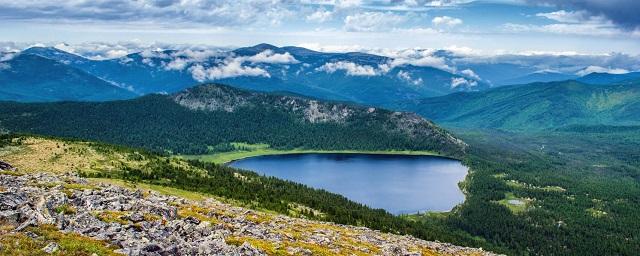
[0,83,468,157]
[390,80,640,131]
[0,53,137,102]
[3,44,488,104]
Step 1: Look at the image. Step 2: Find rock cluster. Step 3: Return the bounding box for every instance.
[0,171,497,256]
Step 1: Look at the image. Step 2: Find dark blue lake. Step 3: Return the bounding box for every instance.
[229,153,468,214]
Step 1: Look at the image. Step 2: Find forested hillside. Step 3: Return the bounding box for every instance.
[391,80,640,131]
[0,83,467,157]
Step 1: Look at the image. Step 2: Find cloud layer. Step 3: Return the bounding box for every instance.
[527,0,640,30]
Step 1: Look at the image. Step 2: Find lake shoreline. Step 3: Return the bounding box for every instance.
[179,148,457,165]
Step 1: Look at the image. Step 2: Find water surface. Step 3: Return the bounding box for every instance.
[229,153,468,214]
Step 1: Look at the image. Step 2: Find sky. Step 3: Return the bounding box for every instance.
[0,0,639,55]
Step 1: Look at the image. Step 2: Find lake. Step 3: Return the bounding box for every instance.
[229,153,468,214]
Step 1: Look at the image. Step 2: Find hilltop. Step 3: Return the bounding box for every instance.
[0,83,468,158]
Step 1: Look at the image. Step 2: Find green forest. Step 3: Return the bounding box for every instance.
[3,128,638,255]
[0,88,465,158]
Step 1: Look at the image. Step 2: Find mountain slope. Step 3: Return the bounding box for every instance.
[577,71,640,85]
[0,83,467,157]
[497,71,578,86]
[391,80,640,131]
[0,53,137,102]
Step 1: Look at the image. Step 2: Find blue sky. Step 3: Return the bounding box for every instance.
[0,0,639,54]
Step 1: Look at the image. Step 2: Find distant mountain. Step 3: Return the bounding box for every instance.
[9,44,487,104]
[497,71,578,86]
[0,53,137,102]
[391,80,640,131]
[577,72,640,85]
[0,83,468,157]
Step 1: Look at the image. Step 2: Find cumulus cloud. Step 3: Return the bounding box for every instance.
[164,58,190,71]
[432,16,462,27]
[460,69,481,80]
[0,0,296,27]
[576,65,629,76]
[381,48,454,72]
[306,9,333,23]
[162,49,297,72]
[344,12,406,32]
[451,77,477,89]
[243,50,299,64]
[189,59,270,82]
[316,61,379,76]
[397,70,423,85]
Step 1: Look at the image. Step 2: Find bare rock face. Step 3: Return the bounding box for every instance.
[0,170,498,256]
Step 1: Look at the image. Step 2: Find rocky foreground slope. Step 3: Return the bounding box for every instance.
[0,168,495,256]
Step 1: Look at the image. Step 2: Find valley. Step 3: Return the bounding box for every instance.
[2,43,640,256]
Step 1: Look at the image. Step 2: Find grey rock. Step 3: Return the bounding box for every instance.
[0,210,20,225]
[129,212,145,222]
[42,242,59,254]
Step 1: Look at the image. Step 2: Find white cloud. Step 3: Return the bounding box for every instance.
[296,43,366,53]
[140,50,171,59]
[397,70,423,85]
[425,0,474,7]
[161,49,297,72]
[306,9,333,23]
[507,10,637,38]
[316,61,378,76]
[54,43,76,54]
[164,58,190,71]
[502,22,629,37]
[335,0,362,8]
[536,10,599,24]
[432,16,463,27]
[243,50,299,64]
[0,53,16,62]
[344,12,406,32]
[104,49,129,59]
[385,49,453,72]
[576,66,630,76]
[451,77,477,88]
[189,59,270,82]
[0,63,10,70]
[0,0,296,28]
[460,69,481,80]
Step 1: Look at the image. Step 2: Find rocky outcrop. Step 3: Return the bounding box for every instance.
[0,171,496,256]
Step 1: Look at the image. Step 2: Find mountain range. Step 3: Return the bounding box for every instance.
[3,44,638,105]
[0,52,136,102]
[391,80,640,131]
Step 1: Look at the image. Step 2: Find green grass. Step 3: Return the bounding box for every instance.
[179,143,443,164]
[496,192,531,214]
